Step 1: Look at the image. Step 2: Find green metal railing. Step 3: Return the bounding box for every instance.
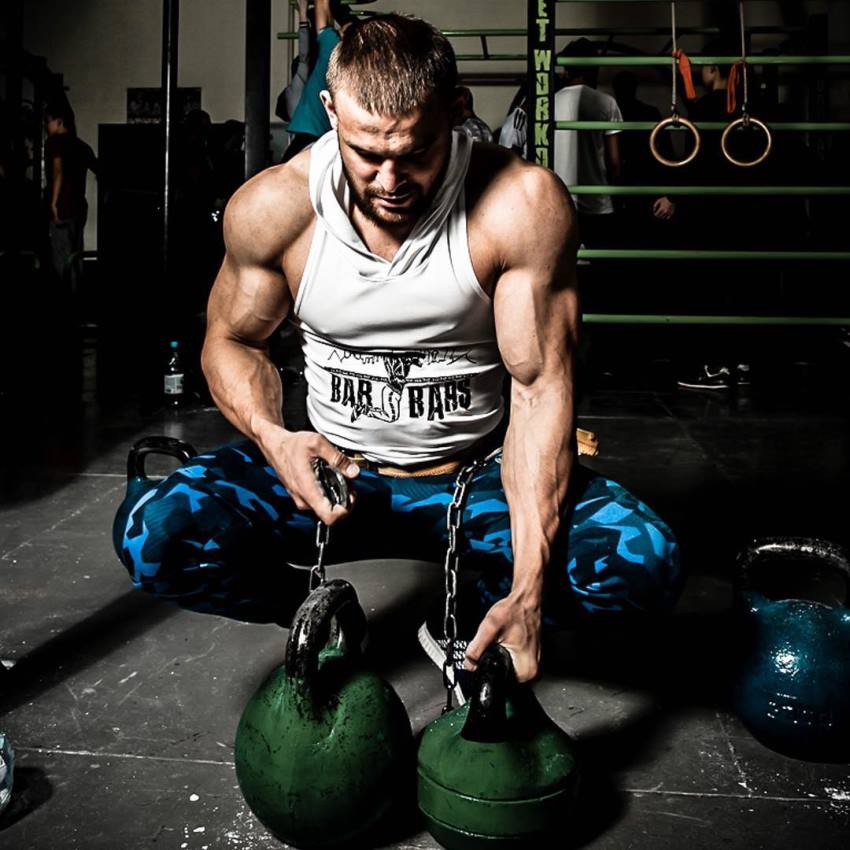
[558,55,850,66]
[279,5,848,328]
[557,121,850,131]
[569,186,850,195]
[455,54,527,61]
[278,25,803,40]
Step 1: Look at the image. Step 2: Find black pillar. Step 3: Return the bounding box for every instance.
[245,0,271,179]
[527,0,555,168]
[161,0,180,279]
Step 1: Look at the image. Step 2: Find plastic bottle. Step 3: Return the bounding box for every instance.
[163,340,185,407]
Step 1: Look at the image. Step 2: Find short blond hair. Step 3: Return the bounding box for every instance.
[326,14,457,115]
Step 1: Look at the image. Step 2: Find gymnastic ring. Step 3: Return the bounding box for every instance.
[721,115,773,168]
[649,115,701,168]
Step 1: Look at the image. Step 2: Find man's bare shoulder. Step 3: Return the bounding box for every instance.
[467,144,576,257]
[223,149,315,266]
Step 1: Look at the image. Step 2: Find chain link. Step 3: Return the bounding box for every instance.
[310,520,329,591]
[441,448,500,714]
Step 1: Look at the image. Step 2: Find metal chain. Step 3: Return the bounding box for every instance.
[441,449,500,714]
[310,521,329,590]
[738,0,750,117]
[670,0,679,117]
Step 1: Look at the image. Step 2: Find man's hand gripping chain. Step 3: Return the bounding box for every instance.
[310,459,350,590]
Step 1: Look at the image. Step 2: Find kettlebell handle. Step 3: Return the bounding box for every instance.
[127,436,198,481]
[737,537,850,605]
[285,578,368,685]
[461,644,515,743]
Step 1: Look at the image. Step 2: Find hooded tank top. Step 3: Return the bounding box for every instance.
[292,130,505,466]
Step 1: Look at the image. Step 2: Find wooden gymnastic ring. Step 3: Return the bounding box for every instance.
[649,116,701,168]
[721,116,773,167]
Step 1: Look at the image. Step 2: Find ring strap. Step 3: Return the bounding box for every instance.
[673,49,697,101]
[727,59,747,114]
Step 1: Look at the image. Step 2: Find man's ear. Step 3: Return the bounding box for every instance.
[320,91,338,129]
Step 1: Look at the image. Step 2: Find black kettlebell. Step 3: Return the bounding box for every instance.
[417,644,580,849]
[235,579,414,848]
[733,537,850,761]
[111,435,197,558]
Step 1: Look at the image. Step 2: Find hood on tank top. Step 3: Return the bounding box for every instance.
[308,129,473,280]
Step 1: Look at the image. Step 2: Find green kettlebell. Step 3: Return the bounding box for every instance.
[234,579,414,848]
[417,645,580,849]
[111,435,198,558]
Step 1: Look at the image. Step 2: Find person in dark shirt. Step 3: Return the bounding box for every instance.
[612,71,677,246]
[44,104,97,294]
[455,87,494,143]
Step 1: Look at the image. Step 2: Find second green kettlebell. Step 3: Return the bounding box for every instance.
[235,579,414,848]
[417,645,580,849]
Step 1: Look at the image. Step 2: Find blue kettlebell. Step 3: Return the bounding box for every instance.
[733,537,850,761]
[111,435,197,559]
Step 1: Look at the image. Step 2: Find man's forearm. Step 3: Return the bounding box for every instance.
[201,336,288,448]
[501,377,576,601]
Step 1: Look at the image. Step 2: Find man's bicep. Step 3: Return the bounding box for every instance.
[207,253,292,346]
[208,184,295,344]
[494,261,579,389]
[493,168,580,387]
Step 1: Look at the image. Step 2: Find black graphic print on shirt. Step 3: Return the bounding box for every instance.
[324,347,478,423]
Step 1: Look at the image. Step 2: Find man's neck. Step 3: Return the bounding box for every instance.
[349,204,416,263]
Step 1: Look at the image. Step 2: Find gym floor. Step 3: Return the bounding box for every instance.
[2,340,850,849]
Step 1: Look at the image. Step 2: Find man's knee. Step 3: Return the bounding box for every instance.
[118,479,223,594]
[567,519,683,615]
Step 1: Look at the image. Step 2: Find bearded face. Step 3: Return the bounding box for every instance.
[324,88,455,230]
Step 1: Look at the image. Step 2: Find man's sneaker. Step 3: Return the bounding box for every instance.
[417,583,486,706]
[734,363,751,387]
[677,365,731,391]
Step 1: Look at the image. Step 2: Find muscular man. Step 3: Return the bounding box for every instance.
[119,15,681,696]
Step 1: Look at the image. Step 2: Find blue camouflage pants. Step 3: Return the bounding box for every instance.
[118,439,682,626]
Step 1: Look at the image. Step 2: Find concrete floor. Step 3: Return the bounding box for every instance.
[2,348,850,849]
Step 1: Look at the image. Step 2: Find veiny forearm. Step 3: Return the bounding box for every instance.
[201,336,288,447]
[501,374,576,603]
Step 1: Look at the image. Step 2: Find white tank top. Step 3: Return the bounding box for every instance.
[292,130,505,466]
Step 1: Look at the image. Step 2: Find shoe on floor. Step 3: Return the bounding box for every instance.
[677,364,731,391]
[417,583,487,706]
[734,363,751,387]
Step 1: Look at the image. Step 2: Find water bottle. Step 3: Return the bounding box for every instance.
[0,732,13,817]
[163,340,185,407]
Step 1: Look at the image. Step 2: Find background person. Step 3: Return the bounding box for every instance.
[455,86,493,142]
[44,103,97,295]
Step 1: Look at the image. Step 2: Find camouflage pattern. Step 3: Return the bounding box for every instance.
[119,440,681,625]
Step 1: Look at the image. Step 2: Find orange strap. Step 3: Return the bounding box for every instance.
[673,49,697,101]
[727,60,747,113]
